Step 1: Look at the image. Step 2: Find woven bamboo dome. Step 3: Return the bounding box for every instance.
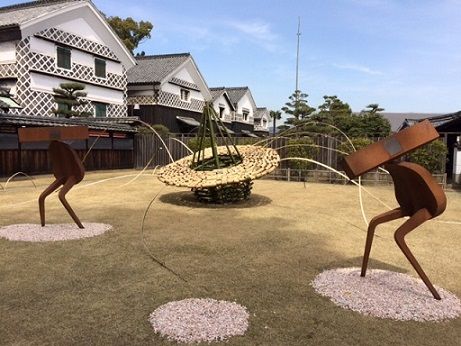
[158,145,280,188]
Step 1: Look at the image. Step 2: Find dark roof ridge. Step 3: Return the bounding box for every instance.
[136,52,190,60]
[0,0,84,13]
[225,86,249,90]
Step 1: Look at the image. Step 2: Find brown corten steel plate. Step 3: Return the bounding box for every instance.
[18,126,89,143]
[341,120,439,179]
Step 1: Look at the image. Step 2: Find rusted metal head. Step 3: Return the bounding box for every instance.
[341,120,439,179]
[18,126,89,143]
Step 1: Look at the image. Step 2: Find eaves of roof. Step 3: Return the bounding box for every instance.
[0,113,140,133]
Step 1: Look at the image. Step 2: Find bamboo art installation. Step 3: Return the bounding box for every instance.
[158,103,280,203]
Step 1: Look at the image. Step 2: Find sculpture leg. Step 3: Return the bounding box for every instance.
[361,208,405,277]
[59,176,84,229]
[394,208,441,300]
[39,178,65,227]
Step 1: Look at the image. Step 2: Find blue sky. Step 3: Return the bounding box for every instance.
[4,0,461,114]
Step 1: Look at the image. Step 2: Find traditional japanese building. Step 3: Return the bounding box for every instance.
[253,107,270,136]
[127,53,211,133]
[0,0,138,176]
[0,0,136,117]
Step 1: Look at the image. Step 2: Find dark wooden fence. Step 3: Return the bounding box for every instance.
[0,149,134,177]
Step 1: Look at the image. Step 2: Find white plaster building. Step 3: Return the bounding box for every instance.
[127,53,212,133]
[0,0,136,118]
[254,107,270,136]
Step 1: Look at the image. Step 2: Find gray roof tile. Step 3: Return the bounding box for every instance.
[254,107,268,120]
[0,0,86,28]
[224,87,248,105]
[127,53,190,84]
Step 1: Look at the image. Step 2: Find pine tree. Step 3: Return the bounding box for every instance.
[281,90,315,126]
[51,83,92,118]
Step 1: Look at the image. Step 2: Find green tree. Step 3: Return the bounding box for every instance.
[281,90,316,127]
[307,95,353,134]
[408,140,447,174]
[51,82,92,118]
[269,110,282,136]
[352,103,391,138]
[286,137,319,170]
[106,16,153,53]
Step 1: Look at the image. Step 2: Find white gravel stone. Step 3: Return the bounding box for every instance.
[149,298,249,343]
[0,223,112,242]
[311,267,461,322]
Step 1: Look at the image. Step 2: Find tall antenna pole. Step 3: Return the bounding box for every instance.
[295,16,301,97]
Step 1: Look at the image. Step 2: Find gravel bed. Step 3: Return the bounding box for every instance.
[149,298,249,343]
[312,267,461,322]
[0,223,112,242]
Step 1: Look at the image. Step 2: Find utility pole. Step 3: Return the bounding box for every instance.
[295,16,301,99]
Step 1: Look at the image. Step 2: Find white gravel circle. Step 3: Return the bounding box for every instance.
[149,298,249,343]
[312,267,461,322]
[0,223,112,242]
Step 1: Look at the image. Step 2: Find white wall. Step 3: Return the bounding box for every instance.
[30,72,124,105]
[29,36,124,75]
[0,41,17,63]
[55,17,104,44]
[174,68,195,84]
[212,94,232,121]
[162,82,205,101]
[236,93,254,124]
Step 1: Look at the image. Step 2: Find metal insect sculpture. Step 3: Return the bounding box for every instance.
[342,120,446,299]
[18,126,88,229]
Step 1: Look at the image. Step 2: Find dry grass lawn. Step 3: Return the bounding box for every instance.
[0,170,460,345]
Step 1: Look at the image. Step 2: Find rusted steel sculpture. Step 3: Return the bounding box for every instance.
[18,126,89,229]
[342,120,446,299]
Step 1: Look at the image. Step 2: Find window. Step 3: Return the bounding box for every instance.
[56,46,71,69]
[219,106,225,119]
[242,110,249,121]
[180,88,190,102]
[94,102,107,117]
[95,58,106,78]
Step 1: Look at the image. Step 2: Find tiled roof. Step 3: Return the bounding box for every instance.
[0,113,139,132]
[381,112,442,132]
[224,87,249,105]
[400,111,461,132]
[209,87,235,111]
[127,53,191,84]
[254,107,268,120]
[209,87,225,102]
[0,0,86,28]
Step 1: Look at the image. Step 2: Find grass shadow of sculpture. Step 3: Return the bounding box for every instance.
[159,191,272,209]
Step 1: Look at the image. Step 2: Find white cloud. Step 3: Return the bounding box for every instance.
[332,63,383,75]
[226,20,279,52]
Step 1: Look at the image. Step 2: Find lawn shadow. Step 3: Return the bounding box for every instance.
[159,191,272,209]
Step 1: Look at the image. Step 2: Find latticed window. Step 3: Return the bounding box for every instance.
[94,102,107,117]
[180,88,190,102]
[56,46,71,69]
[95,58,106,78]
